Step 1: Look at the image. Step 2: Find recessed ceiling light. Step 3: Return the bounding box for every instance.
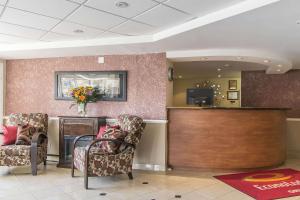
[73,29,84,33]
[178,75,182,79]
[217,68,221,71]
[224,64,230,67]
[276,69,281,72]
[277,64,283,67]
[115,1,129,8]
[217,74,221,78]
[263,59,270,63]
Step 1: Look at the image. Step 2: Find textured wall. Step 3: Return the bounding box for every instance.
[241,70,300,118]
[6,53,168,119]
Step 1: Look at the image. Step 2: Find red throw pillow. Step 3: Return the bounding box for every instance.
[2,125,18,145]
[96,125,120,139]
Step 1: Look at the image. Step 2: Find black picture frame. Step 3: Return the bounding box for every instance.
[54,71,127,101]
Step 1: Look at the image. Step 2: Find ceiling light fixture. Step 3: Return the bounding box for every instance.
[217,74,221,78]
[73,29,84,33]
[217,68,221,71]
[263,59,270,63]
[115,1,129,8]
[276,69,281,72]
[224,64,230,67]
[277,64,282,67]
[178,75,182,79]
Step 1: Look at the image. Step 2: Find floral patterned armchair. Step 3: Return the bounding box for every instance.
[71,114,145,189]
[0,113,48,175]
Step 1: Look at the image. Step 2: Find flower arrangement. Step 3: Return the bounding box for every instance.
[69,86,99,104]
[69,86,99,116]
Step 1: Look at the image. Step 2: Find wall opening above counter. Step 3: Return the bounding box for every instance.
[169,60,268,108]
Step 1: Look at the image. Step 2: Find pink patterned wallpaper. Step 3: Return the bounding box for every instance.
[241,70,300,118]
[6,53,168,119]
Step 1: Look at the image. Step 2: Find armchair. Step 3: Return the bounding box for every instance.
[71,114,145,189]
[0,113,48,175]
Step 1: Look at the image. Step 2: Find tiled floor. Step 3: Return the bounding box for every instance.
[1,159,300,200]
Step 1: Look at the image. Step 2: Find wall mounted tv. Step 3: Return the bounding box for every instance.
[187,88,214,106]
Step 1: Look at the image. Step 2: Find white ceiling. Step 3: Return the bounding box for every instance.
[0,0,244,43]
[0,0,299,74]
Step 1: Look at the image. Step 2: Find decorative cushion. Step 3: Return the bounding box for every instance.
[96,125,107,139]
[101,128,127,153]
[15,125,37,145]
[96,125,120,139]
[2,125,18,145]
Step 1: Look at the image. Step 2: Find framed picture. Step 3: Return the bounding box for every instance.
[55,71,127,101]
[227,91,239,100]
[228,80,237,90]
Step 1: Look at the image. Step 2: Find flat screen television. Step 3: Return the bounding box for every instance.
[187,88,214,106]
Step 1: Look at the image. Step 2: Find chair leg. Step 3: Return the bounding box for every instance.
[44,160,47,166]
[84,173,88,189]
[71,161,75,177]
[128,172,133,180]
[30,142,38,176]
[31,164,37,176]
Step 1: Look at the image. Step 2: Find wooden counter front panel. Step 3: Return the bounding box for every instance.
[167,109,286,169]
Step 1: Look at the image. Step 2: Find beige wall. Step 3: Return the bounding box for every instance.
[173,77,241,107]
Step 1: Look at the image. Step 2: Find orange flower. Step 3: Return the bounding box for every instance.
[79,95,85,101]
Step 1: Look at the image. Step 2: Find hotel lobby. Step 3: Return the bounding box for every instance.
[0,0,300,200]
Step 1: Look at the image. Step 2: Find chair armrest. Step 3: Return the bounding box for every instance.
[85,138,122,151]
[30,132,47,169]
[31,132,47,145]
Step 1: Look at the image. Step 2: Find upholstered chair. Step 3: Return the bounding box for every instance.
[0,113,48,175]
[71,114,145,189]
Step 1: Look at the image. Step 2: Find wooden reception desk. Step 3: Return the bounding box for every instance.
[167,107,288,170]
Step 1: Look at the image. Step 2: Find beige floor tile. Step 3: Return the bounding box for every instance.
[1,160,300,200]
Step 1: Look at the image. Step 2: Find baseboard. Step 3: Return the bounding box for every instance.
[133,163,166,171]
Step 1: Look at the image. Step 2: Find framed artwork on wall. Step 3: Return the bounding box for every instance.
[55,71,127,101]
[228,80,237,90]
[227,91,239,100]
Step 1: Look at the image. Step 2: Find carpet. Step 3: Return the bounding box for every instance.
[214,168,300,200]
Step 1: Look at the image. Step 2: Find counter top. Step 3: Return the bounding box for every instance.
[167,107,290,110]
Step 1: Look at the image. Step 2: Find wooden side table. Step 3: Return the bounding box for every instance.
[57,116,106,168]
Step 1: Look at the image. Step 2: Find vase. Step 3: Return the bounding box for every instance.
[77,103,87,117]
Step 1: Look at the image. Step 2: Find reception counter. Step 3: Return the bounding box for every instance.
[167,107,288,170]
